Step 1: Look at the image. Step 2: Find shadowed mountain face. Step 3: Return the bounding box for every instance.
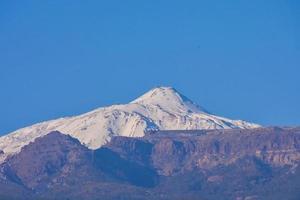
[0,128,300,200]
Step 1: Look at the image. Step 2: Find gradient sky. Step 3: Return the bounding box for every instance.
[0,1,300,135]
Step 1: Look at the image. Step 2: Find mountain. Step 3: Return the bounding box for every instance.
[0,86,260,162]
[0,128,300,200]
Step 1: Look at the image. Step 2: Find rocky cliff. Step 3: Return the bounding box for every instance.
[0,127,300,200]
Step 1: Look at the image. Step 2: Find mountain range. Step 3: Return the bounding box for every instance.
[1,87,299,200]
[0,128,299,200]
[0,87,260,162]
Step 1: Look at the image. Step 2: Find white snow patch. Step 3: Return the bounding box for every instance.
[0,86,260,162]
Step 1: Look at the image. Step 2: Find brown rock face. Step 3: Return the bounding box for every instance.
[107,127,300,176]
[3,131,92,189]
[0,127,300,200]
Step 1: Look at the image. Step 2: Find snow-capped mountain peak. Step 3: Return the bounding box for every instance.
[0,87,261,162]
[131,86,206,114]
[132,87,186,104]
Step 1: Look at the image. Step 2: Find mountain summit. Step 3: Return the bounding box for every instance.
[131,87,207,114]
[0,87,260,161]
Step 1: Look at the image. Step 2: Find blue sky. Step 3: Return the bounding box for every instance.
[0,1,299,135]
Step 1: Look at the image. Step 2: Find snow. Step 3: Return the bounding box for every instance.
[0,86,260,162]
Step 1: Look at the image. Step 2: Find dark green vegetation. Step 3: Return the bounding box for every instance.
[0,128,300,200]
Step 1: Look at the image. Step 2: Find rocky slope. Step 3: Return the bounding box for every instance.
[0,87,260,162]
[0,127,299,200]
[108,127,300,175]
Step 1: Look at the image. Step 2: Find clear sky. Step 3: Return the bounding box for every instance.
[0,1,299,135]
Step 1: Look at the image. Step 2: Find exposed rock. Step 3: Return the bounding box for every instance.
[106,127,300,176]
[0,127,300,200]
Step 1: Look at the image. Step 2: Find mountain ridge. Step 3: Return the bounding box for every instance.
[0,86,260,162]
[0,128,300,200]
